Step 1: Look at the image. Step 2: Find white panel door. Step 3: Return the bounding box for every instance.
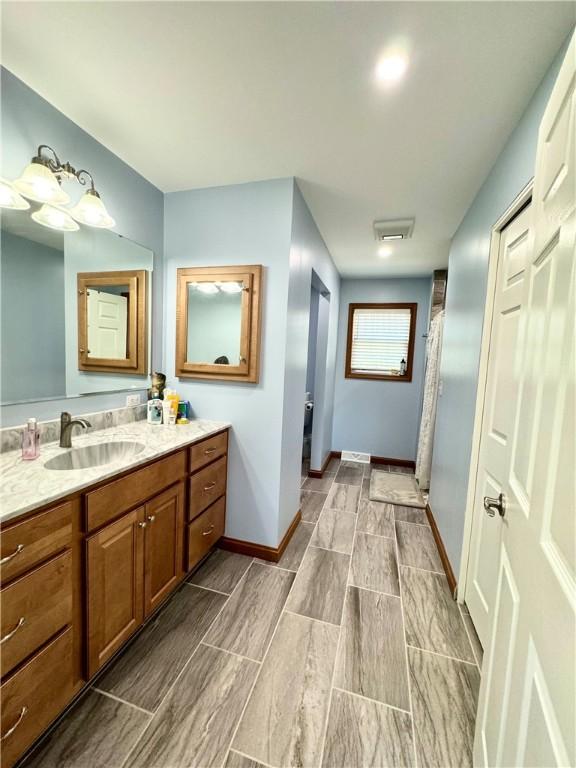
[465,200,532,649]
[475,33,575,768]
[87,289,128,359]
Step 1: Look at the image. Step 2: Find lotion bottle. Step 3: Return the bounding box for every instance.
[21,418,40,460]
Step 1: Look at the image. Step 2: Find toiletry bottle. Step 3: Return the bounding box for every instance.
[22,418,40,460]
[147,398,163,425]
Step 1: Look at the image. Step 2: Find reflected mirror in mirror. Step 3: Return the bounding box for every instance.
[0,208,153,406]
[86,284,130,360]
[186,282,243,365]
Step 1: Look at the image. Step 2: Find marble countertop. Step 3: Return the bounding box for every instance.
[0,419,230,523]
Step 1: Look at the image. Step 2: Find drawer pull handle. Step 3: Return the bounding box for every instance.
[0,544,24,565]
[0,706,28,741]
[202,525,215,536]
[204,447,217,455]
[203,482,217,492]
[147,515,156,523]
[0,617,25,645]
[138,521,147,528]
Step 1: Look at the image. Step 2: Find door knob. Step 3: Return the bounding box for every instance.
[484,493,506,518]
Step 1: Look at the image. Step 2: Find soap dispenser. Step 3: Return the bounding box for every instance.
[21,418,40,460]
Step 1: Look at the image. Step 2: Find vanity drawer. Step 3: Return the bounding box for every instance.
[0,501,72,584]
[0,551,72,679]
[190,431,228,473]
[86,449,187,532]
[189,456,227,521]
[187,496,226,571]
[1,627,73,768]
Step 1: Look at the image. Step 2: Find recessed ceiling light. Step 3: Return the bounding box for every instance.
[378,246,393,258]
[375,55,408,84]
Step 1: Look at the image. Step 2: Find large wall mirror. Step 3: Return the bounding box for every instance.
[0,210,153,406]
[176,265,262,383]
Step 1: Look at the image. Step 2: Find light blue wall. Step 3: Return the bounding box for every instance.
[332,278,431,460]
[164,178,294,547]
[1,231,65,402]
[0,67,163,427]
[429,39,570,576]
[279,182,340,537]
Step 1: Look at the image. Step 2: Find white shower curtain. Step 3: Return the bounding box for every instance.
[416,310,444,490]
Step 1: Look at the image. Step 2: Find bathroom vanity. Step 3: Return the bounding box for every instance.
[0,420,229,767]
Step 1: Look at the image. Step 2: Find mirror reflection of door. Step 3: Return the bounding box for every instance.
[186,281,243,365]
[87,285,130,360]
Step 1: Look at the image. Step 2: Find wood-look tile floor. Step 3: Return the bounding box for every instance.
[24,461,481,768]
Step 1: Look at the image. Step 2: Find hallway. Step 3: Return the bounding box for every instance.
[24,460,482,768]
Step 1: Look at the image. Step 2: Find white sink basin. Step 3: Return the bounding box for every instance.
[44,441,145,470]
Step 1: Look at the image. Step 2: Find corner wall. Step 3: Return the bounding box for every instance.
[429,38,570,575]
[163,178,295,548]
[332,277,431,461]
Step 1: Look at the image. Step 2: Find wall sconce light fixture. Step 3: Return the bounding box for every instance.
[1,145,116,232]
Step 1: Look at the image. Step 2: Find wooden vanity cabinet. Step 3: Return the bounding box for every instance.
[0,429,229,766]
[143,481,185,616]
[86,506,145,677]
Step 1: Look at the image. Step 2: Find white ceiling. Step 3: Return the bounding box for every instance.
[2,2,573,277]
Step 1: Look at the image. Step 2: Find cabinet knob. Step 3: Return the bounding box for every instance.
[147,515,156,523]
[138,521,147,528]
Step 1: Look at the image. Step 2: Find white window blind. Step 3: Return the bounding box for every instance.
[350,307,411,375]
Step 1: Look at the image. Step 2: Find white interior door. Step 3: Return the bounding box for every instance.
[87,289,128,359]
[475,33,575,767]
[465,199,532,649]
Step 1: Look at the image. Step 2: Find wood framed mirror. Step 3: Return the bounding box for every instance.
[176,265,262,383]
[77,270,148,375]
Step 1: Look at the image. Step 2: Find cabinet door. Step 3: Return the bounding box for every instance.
[86,508,144,677]
[144,482,185,617]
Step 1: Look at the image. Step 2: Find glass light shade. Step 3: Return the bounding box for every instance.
[70,189,115,229]
[14,161,70,204]
[31,204,79,232]
[0,178,30,210]
[196,282,219,294]
[217,282,243,294]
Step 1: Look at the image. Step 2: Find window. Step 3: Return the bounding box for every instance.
[345,303,417,381]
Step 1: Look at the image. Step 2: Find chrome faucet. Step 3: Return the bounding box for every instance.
[59,412,92,448]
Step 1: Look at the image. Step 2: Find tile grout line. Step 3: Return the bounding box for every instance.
[318,466,361,768]
[220,469,340,765]
[406,643,479,667]
[184,581,233,597]
[399,561,445,576]
[392,502,420,768]
[200,640,263,665]
[332,686,412,716]
[283,608,340,627]
[118,556,257,768]
[458,604,482,671]
[90,686,155,716]
[229,747,275,768]
[346,582,402,600]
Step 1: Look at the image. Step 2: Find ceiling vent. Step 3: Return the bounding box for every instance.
[373,218,415,242]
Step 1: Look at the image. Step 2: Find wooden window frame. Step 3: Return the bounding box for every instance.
[344,302,417,382]
[77,270,148,375]
[175,265,262,383]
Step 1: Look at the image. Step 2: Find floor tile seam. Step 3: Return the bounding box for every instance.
[406,643,479,667]
[395,519,432,529]
[393,514,419,768]
[229,747,275,768]
[185,582,232,597]
[458,605,482,671]
[90,686,155,716]
[348,583,402,600]
[332,686,413,717]
[308,543,354,558]
[200,640,263,665]
[399,562,445,576]
[283,608,341,628]
[221,513,324,765]
[118,556,258,768]
[354,528,396,541]
[318,481,360,768]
